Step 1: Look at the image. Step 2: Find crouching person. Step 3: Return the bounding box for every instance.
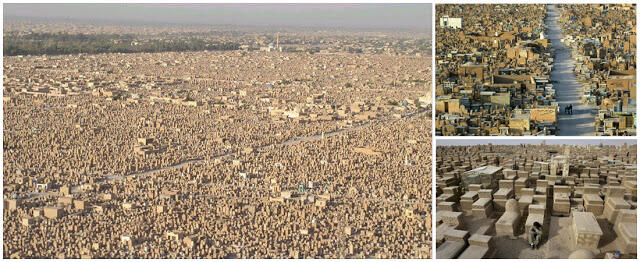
[528,221,543,249]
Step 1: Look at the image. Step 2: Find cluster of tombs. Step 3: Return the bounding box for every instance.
[3,114,431,258]
[435,4,558,136]
[435,4,636,136]
[2,25,432,258]
[3,49,429,195]
[435,143,637,258]
[557,4,636,135]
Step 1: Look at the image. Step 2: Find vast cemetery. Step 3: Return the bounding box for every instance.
[435,4,636,136]
[435,142,637,259]
[3,23,432,258]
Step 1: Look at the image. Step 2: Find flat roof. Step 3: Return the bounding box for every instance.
[465,165,502,175]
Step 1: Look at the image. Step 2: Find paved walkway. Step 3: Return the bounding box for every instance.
[546,5,595,136]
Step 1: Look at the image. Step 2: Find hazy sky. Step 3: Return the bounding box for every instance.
[4,3,432,30]
[437,139,636,146]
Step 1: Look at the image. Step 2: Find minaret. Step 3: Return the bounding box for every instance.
[276,32,280,51]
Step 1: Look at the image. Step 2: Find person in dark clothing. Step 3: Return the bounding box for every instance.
[528,222,543,249]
